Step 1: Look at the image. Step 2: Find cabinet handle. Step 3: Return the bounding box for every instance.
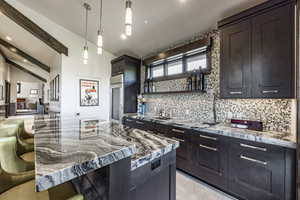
[199,144,218,152]
[171,137,185,143]
[136,121,144,125]
[171,129,185,134]
[262,90,278,94]
[240,143,267,152]
[229,91,242,95]
[240,155,267,166]
[126,119,133,122]
[199,134,218,141]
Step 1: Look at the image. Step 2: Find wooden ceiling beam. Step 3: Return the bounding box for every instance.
[0,38,50,72]
[0,0,68,56]
[6,59,47,83]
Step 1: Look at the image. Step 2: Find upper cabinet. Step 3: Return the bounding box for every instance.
[219,0,295,99]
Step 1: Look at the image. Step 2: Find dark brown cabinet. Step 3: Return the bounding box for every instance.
[251,3,294,98]
[219,0,295,99]
[220,20,252,98]
[227,138,295,200]
[189,131,228,190]
[122,117,296,200]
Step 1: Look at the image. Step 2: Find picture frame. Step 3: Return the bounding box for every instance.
[50,75,60,101]
[17,83,21,94]
[80,79,99,107]
[79,119,100,139]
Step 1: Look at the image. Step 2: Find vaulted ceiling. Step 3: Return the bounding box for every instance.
[16,0,267,58]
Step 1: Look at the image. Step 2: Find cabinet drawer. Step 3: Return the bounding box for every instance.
[228,138,285,200]
[190,131,220,147]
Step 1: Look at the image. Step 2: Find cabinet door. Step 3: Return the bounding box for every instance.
[220,20,252,98]
[166,129,191,172]
[190,131,228,190]
[252,4,294,98]
[228,139,285,200]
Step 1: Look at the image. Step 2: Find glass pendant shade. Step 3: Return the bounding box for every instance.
[83,46,88,59]
[97,31,103,47]
[97,46,103,55]
[83,59,88,65]
[125,6,132,25]
[125,24,132,36]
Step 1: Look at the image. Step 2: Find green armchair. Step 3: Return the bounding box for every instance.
[0,125,34,156]
[0,163,84,200]
[0,137,34,173]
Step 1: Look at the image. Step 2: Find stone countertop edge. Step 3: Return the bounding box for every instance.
[127,115,297,149]
[35,144,136,192]
[131,140,180,171]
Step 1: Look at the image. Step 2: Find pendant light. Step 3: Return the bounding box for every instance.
[97,0,103,55]
[125,0,132,36]
[83,3,91,64]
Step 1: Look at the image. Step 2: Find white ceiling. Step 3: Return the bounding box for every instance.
[15,0,267,58]
[0,13,57,67]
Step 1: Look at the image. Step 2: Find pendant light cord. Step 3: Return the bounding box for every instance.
[99,0,103,32]
[85,5,88,46]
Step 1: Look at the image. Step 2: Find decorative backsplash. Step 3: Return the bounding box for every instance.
[141,30,296,134]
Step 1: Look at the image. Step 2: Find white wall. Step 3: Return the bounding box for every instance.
[8,0,115,120]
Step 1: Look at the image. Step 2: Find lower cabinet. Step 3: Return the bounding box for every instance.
[189,131,228,190]
[227,139,295,200]
[123,117,296,200]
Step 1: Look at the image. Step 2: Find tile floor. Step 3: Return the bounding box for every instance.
[176,171,237,200]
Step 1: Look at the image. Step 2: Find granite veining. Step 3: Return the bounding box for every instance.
[34,115,179,192]
[129,115,296,149]
[141,30,296,135]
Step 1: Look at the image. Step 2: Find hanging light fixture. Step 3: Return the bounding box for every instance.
[125,0,132,36]
[97,0,103,55]
[83,3,91,64]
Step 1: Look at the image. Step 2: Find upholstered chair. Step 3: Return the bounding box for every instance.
[1,119,34,143]
[0,137,34,174]
[0,163,84,200]
[0,125,34,157]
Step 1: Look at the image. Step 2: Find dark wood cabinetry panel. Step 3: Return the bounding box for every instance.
[251,4,294,98]
[189,131,228,190]
[220,20,252,98]
[219,0,295,99]
[227,139,294,200]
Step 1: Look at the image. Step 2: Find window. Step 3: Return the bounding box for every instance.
[187,54,207,72]
[151,64,164,78]
[167,60,183,75]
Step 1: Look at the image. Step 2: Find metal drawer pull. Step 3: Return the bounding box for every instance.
[171,137,185,143]
[229,91,242,95]
[199,134,217,141]
[240,155,267,165]
[262,90,278,94]
[126,119,133,122]
[199,144,218,152]
[136,121,144,125]
[172,129,185,134]
[240,143,267,152]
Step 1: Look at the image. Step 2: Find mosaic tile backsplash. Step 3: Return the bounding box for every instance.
[141,30,296,135]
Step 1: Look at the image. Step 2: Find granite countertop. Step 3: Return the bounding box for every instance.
[34,116,179,192]
[129,115,297,149]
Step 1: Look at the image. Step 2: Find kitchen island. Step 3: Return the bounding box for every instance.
[34,115,179,200]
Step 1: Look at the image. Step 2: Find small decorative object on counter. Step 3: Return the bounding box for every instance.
[144,80,149,93]
[137,95,146,116]
[186,76,192,91]
[231,119,263,131]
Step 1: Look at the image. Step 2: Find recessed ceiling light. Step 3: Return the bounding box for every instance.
[23,59,28,63]
[179,0,186,3]
[144,20,148,24]
[121,34,127,40]
[6,36,12,41]
[10,48,16,52]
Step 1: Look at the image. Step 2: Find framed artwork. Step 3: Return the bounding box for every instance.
[50,75,59,101]
[80,79,99,106]
[30,89,38,95]
[79,119,100,139]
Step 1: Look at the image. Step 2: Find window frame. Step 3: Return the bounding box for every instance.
[146,48,211,81]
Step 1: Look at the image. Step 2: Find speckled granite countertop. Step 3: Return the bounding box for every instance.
[128,115,296,149]
[33,115,179,192]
